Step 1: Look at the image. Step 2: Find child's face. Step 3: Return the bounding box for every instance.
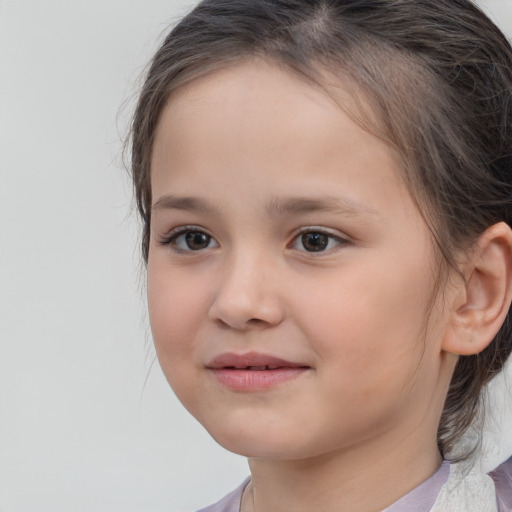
[148,60,456,460]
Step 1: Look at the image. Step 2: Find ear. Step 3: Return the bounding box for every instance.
[442,222,512,356]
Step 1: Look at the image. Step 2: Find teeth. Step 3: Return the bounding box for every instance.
[246,365,282,370]
[227,365,283,370]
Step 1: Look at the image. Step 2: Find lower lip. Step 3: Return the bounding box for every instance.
[209,367,308,391]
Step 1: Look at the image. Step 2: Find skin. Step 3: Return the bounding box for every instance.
[147,59,510,511]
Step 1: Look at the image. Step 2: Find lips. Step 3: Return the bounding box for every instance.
[207,352,310,391]
[207,352,307,369]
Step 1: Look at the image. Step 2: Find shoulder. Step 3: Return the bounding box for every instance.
[430,462,495,512]
[490,457,512,512]
[431,459,511,512]
[195,478,250,512]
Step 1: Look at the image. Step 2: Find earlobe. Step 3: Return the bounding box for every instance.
[443,222,512,356]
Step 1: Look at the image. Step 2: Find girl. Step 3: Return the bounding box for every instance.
[128,0,512,510]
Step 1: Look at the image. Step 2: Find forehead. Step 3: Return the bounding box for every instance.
[159,59,340,122]
[151,58,404,195]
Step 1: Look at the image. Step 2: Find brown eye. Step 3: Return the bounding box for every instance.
[185,231,212,250]
[290,229,345,254]
[301,232,329,252]
[162,228,219,251]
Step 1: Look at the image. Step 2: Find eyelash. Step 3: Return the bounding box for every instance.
[289,227,348,254]
[158,226,349,254]
[158,225,218,252]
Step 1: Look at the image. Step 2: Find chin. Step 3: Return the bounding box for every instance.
[203,421,338,461]
[202,419,303,459]
[214,435,301,459]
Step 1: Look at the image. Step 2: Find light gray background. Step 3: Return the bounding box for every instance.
[0,1,511,511]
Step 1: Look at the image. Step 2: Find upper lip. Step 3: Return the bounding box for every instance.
[207,352,308,369]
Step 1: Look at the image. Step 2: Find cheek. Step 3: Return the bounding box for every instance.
[146,263,208,389]
[294,255,435,392]
[289,267,440,445]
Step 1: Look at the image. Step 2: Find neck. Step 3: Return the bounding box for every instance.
[244,426,443,512]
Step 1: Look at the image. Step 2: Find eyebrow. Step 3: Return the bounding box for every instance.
[152,194,379,218]
[265,196,380,218]
[152,195,219,214]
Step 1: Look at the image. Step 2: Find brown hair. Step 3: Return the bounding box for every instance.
[128,0,512,458]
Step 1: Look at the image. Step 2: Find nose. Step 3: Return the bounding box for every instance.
[208,252,285,331]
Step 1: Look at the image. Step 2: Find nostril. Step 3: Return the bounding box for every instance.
[208,286,284,330]
[214,318,233,330]
[212,316,273,331]
[246,318,273,329]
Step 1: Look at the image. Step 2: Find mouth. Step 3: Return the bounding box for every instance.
[206,352,310,391]
[223,365,290,370]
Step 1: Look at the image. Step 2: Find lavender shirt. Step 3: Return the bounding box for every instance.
[197,459,512,512]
